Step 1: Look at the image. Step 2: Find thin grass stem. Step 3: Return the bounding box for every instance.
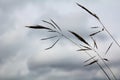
[98,19,120,48]
[76,3,118,79]
[61,34,111,80]
[89,45,117,80]
[97,62,111,80]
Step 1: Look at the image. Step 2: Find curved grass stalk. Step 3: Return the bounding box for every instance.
[98,19,120,48]
[89,44,117,80]
[26,17,116,80]
[76,3,118,79]
[40,20,113,80]
[76,3,120,48]
[60,33,111,80]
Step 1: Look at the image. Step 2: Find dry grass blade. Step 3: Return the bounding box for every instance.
[102,28,105,31]
[90,31,101,36]
[91,37,98,49]
[105,42,113,55]
[50,19,62,31]
[42,20,56,29]
[48,30,57,32]
[84,56,96,63]
[84,60,98,66]
[77,48,91,51]
[41,36,58,40]
[76,3,99,20]
[26,25,52,30]
[91,26,99,29]
[45,38,60,50]
[81,45,91,49]
[102,58,109,62]
[69,30,90,46]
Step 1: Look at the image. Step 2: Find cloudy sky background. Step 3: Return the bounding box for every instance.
[0,0,120,80]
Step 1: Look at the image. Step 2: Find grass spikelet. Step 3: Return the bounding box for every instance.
[41,36,58,40]
[91,26,99,29]
[105,42,113,55]
[77,48,92,51]
[84,60,98,66]
[26,25,52,30]
[91,37,98,49]
[84,56,96,63]
[42,20,56,29]
[102,58,109,62]
[69,30,90,46]
[45,38,60,50]
[50,19,62,31]
[90,31,101,36]
[76,3,99,20]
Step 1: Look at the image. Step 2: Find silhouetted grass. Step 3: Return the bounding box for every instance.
[26,2,119,80]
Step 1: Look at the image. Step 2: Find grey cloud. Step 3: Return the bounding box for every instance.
[28,57,83,72]
[0,74,36,80]
[0,0,47,35]
[27,51,103,80]
[0,0,44,64]
[0,37,28,64]
[0,0,120,80]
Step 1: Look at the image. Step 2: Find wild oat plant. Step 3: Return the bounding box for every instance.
[26,3,119,80]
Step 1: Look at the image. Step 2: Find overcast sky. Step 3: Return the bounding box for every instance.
[0,0,120,80]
